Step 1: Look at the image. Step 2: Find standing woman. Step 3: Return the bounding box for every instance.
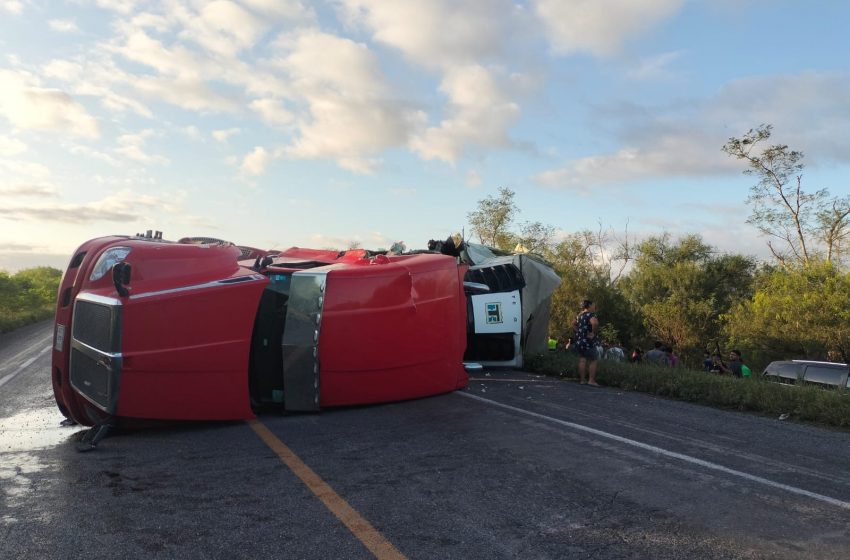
[574,299,600,386]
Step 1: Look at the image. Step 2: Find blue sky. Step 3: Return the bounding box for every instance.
[1,0,849,271]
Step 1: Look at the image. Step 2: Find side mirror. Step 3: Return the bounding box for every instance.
[112,262,132,297]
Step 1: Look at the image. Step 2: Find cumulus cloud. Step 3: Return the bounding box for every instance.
[93,0,139,14]
[67,144,121,166]
[212,128,240,142]
[276,29,421,172]
[340,0,520,69]
[240,146,271,175]
[242,0,315,20]
[340,1,534,165]
[132,75,238,112]
[1,1,23,14]
[410,65,520,163]
[115,130,169,164]
[0,69,99,138]
[0,135,26,156]
[175,0,272,57]
[0,158,51,178]
[533,0,683,57]
[535,139,723,188]
[250,98,294,127]
[535,72,850,189]
[43,57,154,117]
[48,19,79,33]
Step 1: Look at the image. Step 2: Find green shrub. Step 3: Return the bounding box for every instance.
[525,352,850,429]
[0,267,62,333]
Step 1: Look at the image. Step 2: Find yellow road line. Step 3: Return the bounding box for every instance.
[248,419,407,560]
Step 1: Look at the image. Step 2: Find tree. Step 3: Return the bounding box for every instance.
[13,267,62,305]
[0,267,62,333]
[515,221,556,255]
[722,124,850,267]
[467,187,518,250]
[621,234,756,364]
[547,226,641,348]
[724,262,850,364]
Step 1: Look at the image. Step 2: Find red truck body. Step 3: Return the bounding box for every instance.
[52,235,468,426]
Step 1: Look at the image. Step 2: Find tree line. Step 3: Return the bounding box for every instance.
[467,126,850,369]
[0,267,63,333]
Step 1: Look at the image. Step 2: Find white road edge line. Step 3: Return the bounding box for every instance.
[0,345,51,390]
[458,391,850,511]
[0,335,53,371]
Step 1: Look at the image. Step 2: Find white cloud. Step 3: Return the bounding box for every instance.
[68,144,121,166]
[340,0,520,70]
[1,1,23,14]
[132,75,238,112]
[410,65,520,163]
[42,59,83,81]
[466,170,483,187]
[626,50,684,80]
[0,184,58,198]
[43,57,153,117]
[0,69,99,138]
[48,19,79,33]
[535,72,850,189]
[533,0,683,57]
[240,146,271,175]
[212,128,241,142]
[0,135,27,157]
[250,98,294,126]
[0,158,51,178]
[336,157,381,174]
[172,0,270,58]
[115,129,169,164]
[93,0,138,15]
[276,30,421,171]
[242,0,315,20]
[181,125,202,140]
[340,2,534,165]
[0,190,183,224]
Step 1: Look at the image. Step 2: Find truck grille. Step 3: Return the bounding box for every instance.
[69,347,111,406]
[73,299,118,352]
[69,296,123,413]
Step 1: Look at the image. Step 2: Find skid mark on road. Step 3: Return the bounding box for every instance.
[248,419,407,560]
[459,391,850,511]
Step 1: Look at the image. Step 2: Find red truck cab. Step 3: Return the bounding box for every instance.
[52,234,469,426]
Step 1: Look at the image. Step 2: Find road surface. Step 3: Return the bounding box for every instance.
[2,321,849,559]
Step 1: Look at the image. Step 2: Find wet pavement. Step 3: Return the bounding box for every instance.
[2,321,850,559]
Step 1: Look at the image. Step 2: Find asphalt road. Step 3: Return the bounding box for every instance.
[2,321,849,559]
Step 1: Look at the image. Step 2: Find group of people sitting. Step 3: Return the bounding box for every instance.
[547,337,753,377]
[703,349,752,377]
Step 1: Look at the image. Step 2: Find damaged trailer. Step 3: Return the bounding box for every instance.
[51,232,560,428]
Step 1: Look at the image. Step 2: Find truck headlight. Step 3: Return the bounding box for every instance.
[90,247,131,281]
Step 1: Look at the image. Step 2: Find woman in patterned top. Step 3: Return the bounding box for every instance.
[574,299,600,386]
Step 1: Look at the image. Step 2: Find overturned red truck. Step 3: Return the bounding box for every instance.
[51,231,560,431]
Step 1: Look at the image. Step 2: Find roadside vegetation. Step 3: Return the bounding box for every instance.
[468,125,850,371]
[0,267,62,333]
[526,351,850,429]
